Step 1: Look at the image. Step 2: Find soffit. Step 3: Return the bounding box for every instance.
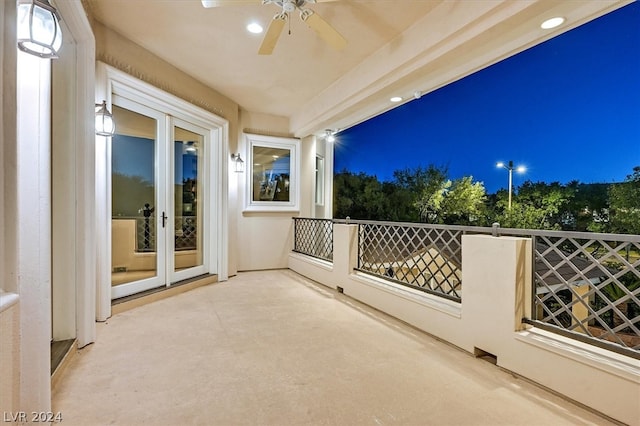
[83,0,631,137]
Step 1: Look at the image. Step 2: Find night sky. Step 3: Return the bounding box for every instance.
[334,2,640,193]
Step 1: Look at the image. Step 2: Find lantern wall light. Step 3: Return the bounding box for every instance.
[17,0,63,59]
[231,153,245,173]
[95,101,116,137]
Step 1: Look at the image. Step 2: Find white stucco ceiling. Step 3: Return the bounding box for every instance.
[84,0,631,137]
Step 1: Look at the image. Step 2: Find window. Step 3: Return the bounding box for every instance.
[315,155,324,206]
[245,133,300,212]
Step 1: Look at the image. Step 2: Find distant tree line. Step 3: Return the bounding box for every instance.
[333,165,640,234]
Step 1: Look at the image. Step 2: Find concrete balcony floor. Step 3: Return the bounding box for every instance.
[53,270,614,425]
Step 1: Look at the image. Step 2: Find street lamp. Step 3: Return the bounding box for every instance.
[496,160,526,210]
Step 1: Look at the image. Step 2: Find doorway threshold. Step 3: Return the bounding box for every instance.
[51,338,77,390]
[111,274,217,315]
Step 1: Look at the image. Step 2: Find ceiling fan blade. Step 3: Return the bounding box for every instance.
[201,0,261,8]
[302,11,347,51]
[258,16,287,55]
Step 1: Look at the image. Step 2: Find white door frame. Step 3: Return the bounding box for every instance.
[170,117,211,283]
[52,0,97,348]
[109,95,169,300]
[96,63,229,319]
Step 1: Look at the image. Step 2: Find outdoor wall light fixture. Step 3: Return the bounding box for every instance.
[185,141,197,153]
[95,101,116,137]
[17,0,63,59]
[231,153,245,173]
[496,160,526,210]
[324,129,336,143]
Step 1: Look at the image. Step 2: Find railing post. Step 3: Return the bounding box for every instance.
[462,234,532,356]
[333,223,358,290]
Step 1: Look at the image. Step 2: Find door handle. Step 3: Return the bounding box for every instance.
[161,212,167,228]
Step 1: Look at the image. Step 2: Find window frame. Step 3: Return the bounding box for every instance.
[244,133,300,212]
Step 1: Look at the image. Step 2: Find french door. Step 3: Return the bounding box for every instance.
[110,96,209,299]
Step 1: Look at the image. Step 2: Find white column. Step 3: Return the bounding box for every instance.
[461,234,531,358]
[17,50,52,414]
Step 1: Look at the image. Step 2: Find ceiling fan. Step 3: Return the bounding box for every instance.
[201,0,347,55]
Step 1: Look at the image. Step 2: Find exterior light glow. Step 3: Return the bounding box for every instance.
[541,17,565,29]
[496,160,526,210]
[390,96,402,103]
[247,22,263,34]
[324,129,336,143]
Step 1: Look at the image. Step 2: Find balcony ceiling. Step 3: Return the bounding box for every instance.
[84,0,629,137]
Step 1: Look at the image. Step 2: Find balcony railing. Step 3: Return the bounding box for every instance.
[352,221,478,303]
[292,218,640,358]
[496,227,640,357]
[114,216,198,252]
[292,218,333,262]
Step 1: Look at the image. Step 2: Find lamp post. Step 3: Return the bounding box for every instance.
[496,160,526,210]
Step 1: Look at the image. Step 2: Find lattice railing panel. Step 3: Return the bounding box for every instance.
[136,215,156,252]
[531,234,640,352]
[293,218,333,262]
[132,215,198,252]
[175,216,198,251]
[357,223,463,302]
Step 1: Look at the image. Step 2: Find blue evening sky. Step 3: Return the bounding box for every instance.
[334,2,640,193]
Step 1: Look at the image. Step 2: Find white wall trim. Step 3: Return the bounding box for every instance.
[53,0,97,347]
[515,328,640,383]
[243,133,301,212]
[351,272,463,319]
[289,252,333,272]
[96,63,230,312]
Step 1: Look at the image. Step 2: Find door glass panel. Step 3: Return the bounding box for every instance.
[111,105,158,286]
[174,127,203,272]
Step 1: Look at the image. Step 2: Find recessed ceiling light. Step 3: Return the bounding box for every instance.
[541,17,565,30]
[247,22,263,34]
[390,96,402,103]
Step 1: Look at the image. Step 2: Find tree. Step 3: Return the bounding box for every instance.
[608,166,640,234]
[415,173,487,225]
[440,176,487,225]
[333,170,391,220]
[112,173,154,217]
[412,165,449,223]
[496,181,574,229]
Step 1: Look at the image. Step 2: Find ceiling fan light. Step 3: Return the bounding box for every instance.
[282,0,296,13]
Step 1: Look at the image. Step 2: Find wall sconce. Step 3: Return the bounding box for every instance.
[95,100,116,137]
[324,129,336,143]
[17,0,63,59]
[185,141,197,153]
[231,153,245,173]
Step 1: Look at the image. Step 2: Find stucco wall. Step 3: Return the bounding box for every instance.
[17,49,53,416]
[289,226,640,425]
[92,21,239,136]
[1,0,18,296]
[91,19,243,275]
[235,110,309,271]
[91,19,326,274]
[0,300,19,414]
